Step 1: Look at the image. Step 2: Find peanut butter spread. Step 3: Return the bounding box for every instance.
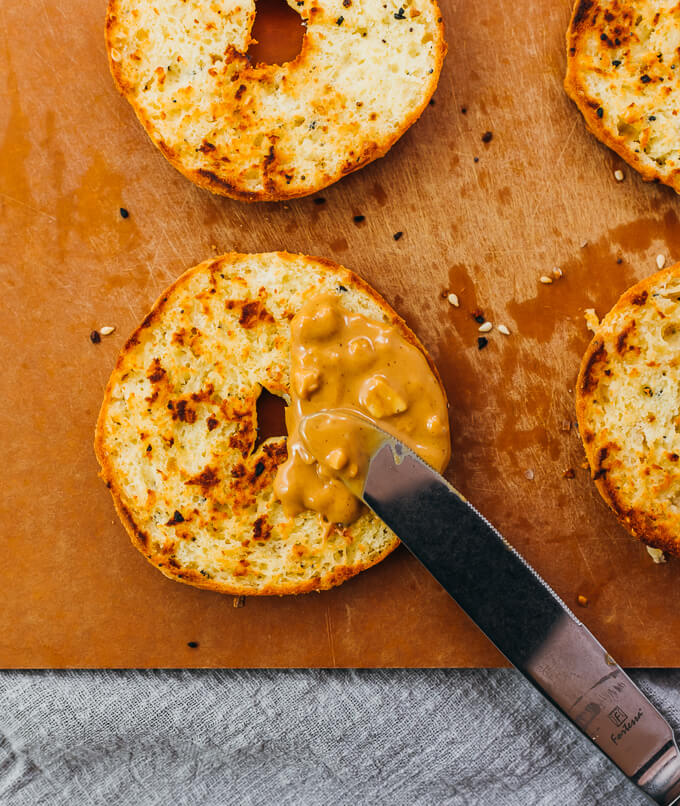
[273,294,450,524]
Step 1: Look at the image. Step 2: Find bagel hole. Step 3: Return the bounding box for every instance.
[254,387,287,450]
[249,0,305,65]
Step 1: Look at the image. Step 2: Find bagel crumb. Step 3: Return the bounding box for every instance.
[577,594,588,607]
[584,308,600,333]
[563,468,575,479]
[647,546,667,564]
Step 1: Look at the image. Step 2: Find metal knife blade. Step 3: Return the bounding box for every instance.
[325,419,680,805]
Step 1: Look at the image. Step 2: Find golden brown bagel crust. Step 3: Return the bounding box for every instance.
[105,0,446,201]
[565,0,680,194]
[576,263,680,556]
[95,252,449,594]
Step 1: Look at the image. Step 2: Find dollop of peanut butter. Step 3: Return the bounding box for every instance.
[273,294,450,524]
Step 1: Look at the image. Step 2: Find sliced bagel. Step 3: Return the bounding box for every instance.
[95,252,448,594]
[105,0,446,201]
[565,0,680,193]
[576,264,680,556]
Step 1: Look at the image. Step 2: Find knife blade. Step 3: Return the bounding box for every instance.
[302,413,680,805]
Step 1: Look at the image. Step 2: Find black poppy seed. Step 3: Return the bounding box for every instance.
[254,462,265,477]
[171,510,185,523]
[90,330,101,344]
[393,231,403,241]
[612,59,621,67]
[473,156,479,162]
[119,207,129,218]
[337,284,348,292]
[477,337,488,350]
[314,197,326,205]
[649,115,657,120]
[187,641,199,648]
[641,74,651,83]
[353,214,365,223]
[461,106,467,114]
[429,99,435,106]
[394,6,406,18]
[481,131,493,143]
[600,33,607,41]
[336,15,344,24]
[146,444,152,452]
[474,314,485,324]
[596,107,604,118]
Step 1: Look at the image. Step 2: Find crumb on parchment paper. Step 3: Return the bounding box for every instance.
[646,546,667,564]
[584,308,600,334]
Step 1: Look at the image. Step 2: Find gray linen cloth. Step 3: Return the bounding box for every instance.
[0,669,677,805]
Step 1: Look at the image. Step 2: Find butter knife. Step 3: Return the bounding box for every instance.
[304,415,680,805]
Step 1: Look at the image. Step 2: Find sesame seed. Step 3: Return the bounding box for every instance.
[614,169,625,181]
[110,48,122,62]
[478,321,492,333]
[656,254,666,269]
[539,275,553,284]
[552,267,563,278]
[524,469,534,480]
[447,292,459,307]
[580,240,588,248]
[99,326,116,336]
[497,324,510,336]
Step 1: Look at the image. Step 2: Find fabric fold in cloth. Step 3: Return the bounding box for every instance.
[0,669,678,805]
